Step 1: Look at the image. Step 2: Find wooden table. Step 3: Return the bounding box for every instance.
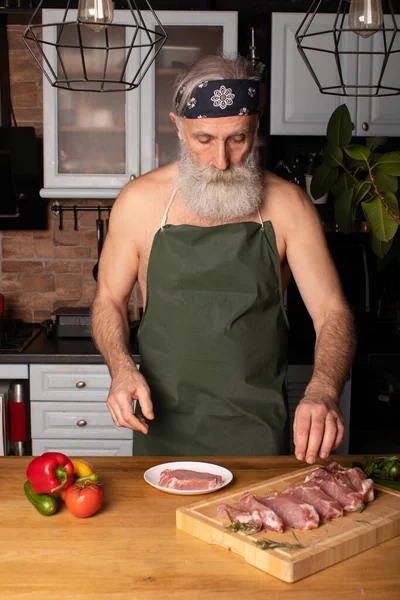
[1,455,399,600]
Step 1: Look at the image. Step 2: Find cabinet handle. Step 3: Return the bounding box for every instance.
[75,381,86,388]
[77,419,87,427]
[130,174,137,180]
[362,122,369,131]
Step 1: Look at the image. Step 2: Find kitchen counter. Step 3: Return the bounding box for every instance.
[0,328,140,364]
[1,455,399,600]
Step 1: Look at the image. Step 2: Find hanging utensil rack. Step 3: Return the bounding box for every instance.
[51,201,112,231]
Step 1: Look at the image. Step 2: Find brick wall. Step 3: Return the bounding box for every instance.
[2,26,140,323]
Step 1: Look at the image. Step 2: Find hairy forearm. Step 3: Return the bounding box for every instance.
[91,295,136,378]
[306,307,356,400]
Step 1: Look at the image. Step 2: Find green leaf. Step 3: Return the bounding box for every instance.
[370,233,393,258]
[310,164,339,199]
[371,152,383,164]
[354,181,372,204]
[366,137,387,152]
[334,188,355,234]
[375,152,400,176]
[371,170,398,194]
[330,171,354,197]
[346,157,369,171]
[344,145,371,162]
[327,104,353,147]
[322,142,343,168]
[361,193,399,242]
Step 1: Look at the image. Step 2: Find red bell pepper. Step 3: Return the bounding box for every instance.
[26,452,74,494]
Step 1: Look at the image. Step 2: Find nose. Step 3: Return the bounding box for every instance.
[212,142,230,171]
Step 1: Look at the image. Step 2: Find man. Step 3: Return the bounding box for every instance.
[91,55,356,461]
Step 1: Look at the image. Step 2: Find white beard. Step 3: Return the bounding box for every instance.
[175,142,264,221]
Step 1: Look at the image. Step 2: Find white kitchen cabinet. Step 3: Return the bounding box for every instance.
[356,15,400,136]
[286,365,351,455]
[40,9,238,198]
[271,13,400,137]
[32,439,132,456]
[29,364,133,456]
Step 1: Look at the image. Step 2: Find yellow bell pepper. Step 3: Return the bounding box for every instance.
[71,459,94,478]
[58,459,97,500]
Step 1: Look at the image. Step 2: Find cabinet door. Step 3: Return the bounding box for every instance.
[356,14,400,136]
[139,11,238,174]
[41,9,140,197]
[270,13,357,135]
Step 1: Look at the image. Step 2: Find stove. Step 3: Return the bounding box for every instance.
[0,320,41,353]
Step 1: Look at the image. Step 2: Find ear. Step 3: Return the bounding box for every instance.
[169,112,182,139]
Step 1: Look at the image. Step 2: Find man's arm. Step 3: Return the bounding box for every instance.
[91,183,154,433]
[284,185,356,464]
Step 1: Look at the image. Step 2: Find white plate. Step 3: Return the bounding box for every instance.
[143,461,233,495]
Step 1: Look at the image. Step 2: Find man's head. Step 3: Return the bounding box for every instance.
[170,55,264,221]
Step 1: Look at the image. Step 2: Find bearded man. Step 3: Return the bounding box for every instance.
[91,55,356,460]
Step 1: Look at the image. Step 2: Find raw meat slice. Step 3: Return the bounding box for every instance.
[158,469,223,491]
[305,470,364,512]
[238,492,284,533]
[260,493,319,530]
[284,482,343,520]
[325,461,347,473]
[217,504,263,532]
[325,462,374,502]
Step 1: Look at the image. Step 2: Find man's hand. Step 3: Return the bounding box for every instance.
[293,392,344,464]
[106,367,154,434]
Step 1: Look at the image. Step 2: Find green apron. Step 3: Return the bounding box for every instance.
[135,191,289,456]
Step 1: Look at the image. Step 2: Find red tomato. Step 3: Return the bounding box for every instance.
[64,482,103,518]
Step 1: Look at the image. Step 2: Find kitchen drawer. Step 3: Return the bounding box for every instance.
[31,402,133,440]
[30,364,111,401]
[32,439,133,456]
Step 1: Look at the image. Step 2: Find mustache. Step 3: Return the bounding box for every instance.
[189,161,252,184]
[178,145,260,183]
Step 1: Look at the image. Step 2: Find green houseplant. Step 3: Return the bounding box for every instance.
[311,104,400,258]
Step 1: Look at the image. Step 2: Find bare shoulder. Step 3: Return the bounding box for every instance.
[262,171,322,237]
[110,163,176,229]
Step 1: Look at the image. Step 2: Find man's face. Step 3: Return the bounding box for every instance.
[171,114,258,170]
[171,113,263,221]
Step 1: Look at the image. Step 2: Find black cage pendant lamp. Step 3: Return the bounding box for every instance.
[22,0,167,92]
[295,0,399,96]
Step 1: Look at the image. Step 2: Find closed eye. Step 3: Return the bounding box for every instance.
[230,136,246,144]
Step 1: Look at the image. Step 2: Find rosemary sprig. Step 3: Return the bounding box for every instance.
[291,530,301,545]
[225,521,260,533]
[256,538,304,551]
[224,510,260,534]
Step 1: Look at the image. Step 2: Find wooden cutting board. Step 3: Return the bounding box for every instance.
[176,465,400,583]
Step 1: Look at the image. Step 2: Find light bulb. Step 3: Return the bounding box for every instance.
[78,0,114,33]
[348,0,384,38]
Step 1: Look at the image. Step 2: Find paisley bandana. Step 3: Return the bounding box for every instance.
[177,79,260,119]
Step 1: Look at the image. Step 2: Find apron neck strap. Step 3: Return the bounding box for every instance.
[257,208,264,229]
[161,189,177,230]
